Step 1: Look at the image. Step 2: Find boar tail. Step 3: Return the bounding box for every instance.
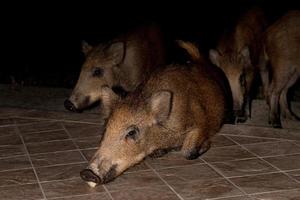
[176,40,203,63]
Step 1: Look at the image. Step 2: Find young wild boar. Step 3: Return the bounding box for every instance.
[80,41,226,186]
[259,10,300,128]
[64,25,166,118]
[209,7,267,122]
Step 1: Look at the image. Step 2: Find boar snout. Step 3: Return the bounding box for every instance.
[64,99,81,113]
[80,169,101,185]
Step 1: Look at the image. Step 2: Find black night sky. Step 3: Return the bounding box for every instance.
[1,0,299,88]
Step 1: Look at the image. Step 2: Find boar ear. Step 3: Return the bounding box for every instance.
[150,91,173,124]
[107,42,125,65]
[81,41,93,55]
[209,49,220,67]
[240,46,251,66]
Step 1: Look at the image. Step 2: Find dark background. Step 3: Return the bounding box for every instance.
[1,0,299,88]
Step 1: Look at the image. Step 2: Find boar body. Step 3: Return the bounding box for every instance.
[65,25,166,117]
[259,10,300,127]
[210,7,267,122]
[80,41,226,185]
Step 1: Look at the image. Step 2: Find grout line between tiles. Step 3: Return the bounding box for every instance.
[197,194,253,200]
[225,135,300,185]
[47,191,109,200]
[145,161,184,200]
[249,187,300,196]
[19,128,65,135]
[201,158,250,197]
[61,123,89,163]
[15,116,100,125]
[14,126,48,200]
[103,185,114,200]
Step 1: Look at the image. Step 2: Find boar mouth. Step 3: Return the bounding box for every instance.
[101,164,117,184]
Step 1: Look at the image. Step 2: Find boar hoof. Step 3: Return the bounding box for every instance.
[235,116,247,123]
[185,149,200,160]
[149,149,168,158]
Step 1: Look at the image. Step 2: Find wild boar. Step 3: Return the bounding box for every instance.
[209,7,267,122]
[64,24,166,118]
[259,10,300,128]
[80,41,226,186]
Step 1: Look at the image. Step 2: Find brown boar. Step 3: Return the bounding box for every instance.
[80,41,226,186]
[259,10,300,128]
[64,24,166,118]
[209,7,267,122]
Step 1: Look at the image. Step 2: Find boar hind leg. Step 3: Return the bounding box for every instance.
[268,66,294,128]
[279,72,299,121]
[181,128,210,160]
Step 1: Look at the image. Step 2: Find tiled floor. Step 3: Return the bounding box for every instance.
[0,107,299,200]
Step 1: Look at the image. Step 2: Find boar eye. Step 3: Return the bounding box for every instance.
[92,67,103,77]
[125,127,139,140]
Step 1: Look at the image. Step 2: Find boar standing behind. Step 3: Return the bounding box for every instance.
[259,10,300,128]
[64,25,166,118]
[80,41,226,186]
[209,7,267,122]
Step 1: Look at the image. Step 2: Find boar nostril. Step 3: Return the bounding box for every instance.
[80,169,101,184]
[64,99,80,113]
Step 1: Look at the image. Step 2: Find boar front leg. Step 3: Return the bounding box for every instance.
[259,54,270,104]
[181,128,211,160]
[279,72,299,121]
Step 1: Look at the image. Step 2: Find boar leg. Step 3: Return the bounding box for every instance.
[279,72,299,121]
[259,57,270,104]
[268,65,294,128]
[181,128,210,160]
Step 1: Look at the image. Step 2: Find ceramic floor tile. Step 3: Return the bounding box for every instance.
[170,178,242,199]
[287,170,300,182]
[36,163,86,182]
[74,136,101,149]
[26,140,77,154]
[227,135,278,145]
[42,178,105,199]
[48,193,111,200]
[204,196,252,200]
[0,144,26,158]
[18,121,63,134]
[201,145,256,163]
[22,129,69,143]
[31,150,86,167]
[81,149,97,161]
[0,169,37,187]
[244,141,300,157]
[229,172,299,194]
[63,122,104,138]
[110,185,180,200]
[0,183,43,200]
[211,135,236,147]
[146,151,203,170]
[251,189,300,199]
[263,154,300,171]
[13,117,46,125]
[157,164,221,184]
[105,170,165,192]
[220,124,288,139]
[0,132,22,146]
[0,118,15,126]
[211,158,277,177]
[0,155,31,171]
